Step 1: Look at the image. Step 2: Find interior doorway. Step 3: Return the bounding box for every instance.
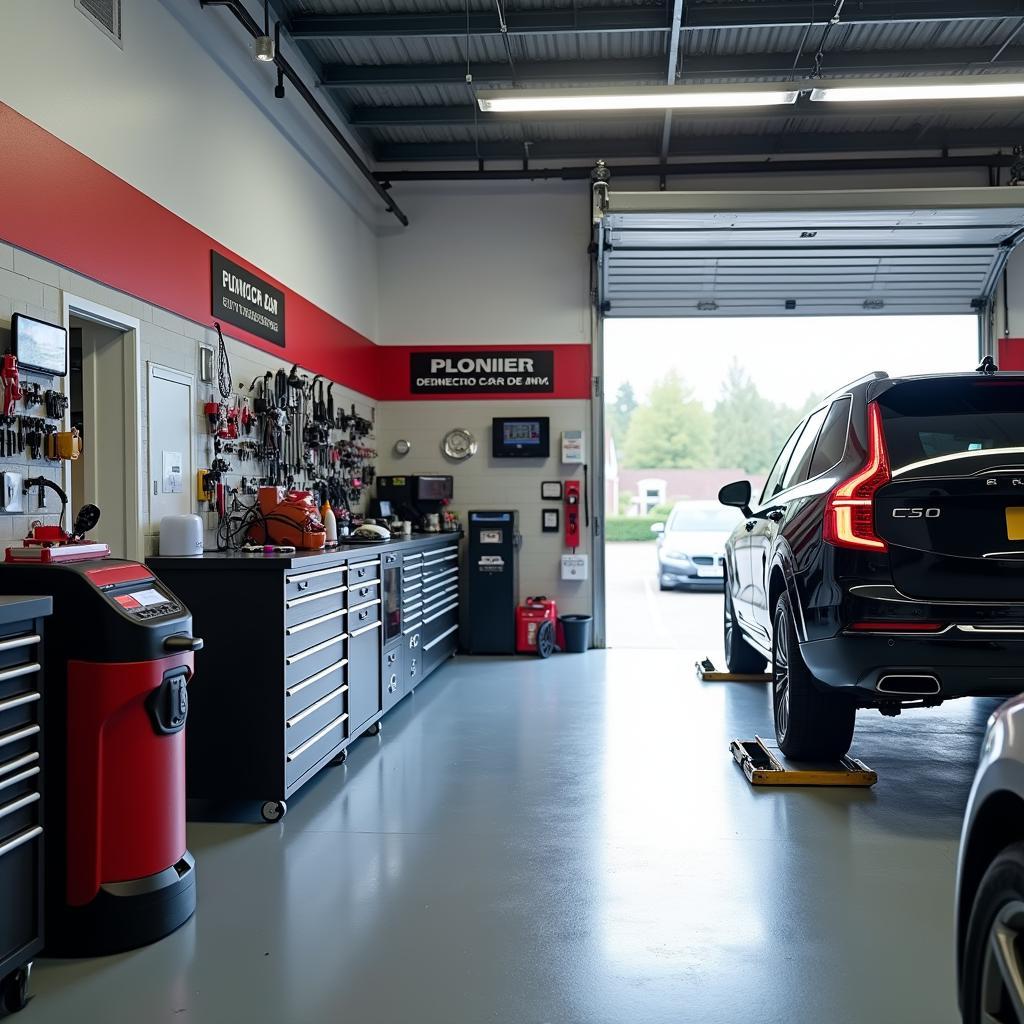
[64,296,141,560]
[599,314,980,653]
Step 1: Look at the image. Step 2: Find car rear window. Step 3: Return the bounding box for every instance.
[877,378,1024,471]
[668,505,740,531]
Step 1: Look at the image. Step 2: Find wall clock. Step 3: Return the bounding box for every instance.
[442,428,477,461]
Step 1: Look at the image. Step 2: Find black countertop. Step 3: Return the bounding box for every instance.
[147,532,461,572]
[0,595,53,621]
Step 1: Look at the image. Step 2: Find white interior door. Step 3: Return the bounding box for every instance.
[148,365,194,534]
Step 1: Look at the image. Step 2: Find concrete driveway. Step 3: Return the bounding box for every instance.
[605,541,726,662]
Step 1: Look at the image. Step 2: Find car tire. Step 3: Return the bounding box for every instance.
[723,575,767,674]
[961,841,1024,1024]
[771,591,855,760]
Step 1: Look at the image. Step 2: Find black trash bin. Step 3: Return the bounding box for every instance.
[559,614,592,653]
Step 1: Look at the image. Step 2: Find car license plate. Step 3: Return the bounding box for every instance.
[697,566,723,578]
[1007,508,1024,541]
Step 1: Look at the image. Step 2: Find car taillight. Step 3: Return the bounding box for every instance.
[823,401,890,552]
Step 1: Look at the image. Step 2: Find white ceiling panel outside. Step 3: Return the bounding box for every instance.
[596,187,1024,318]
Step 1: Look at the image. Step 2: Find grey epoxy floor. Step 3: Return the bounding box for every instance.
[27,649,993,1024]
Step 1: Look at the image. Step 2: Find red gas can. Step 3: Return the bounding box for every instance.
[516,597,561,654]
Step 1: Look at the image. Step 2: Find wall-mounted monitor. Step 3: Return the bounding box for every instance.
[492,416,550,459]
[11,313,68,376]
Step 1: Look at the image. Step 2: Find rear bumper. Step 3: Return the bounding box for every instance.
[801,632,1024,700]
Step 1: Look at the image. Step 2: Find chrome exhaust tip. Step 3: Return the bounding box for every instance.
[876,673,941,696]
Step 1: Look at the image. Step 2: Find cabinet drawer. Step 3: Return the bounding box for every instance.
[285,633,347,686]
[285,657,347,718]
[285,686,347,752]
[348,559,381,585]
[423,620,459,671]
[285,714,346,786]
[0,825,42,964]
[422,566,459,593]
[285,564,348,601]
[347,622,381,731]
[0,684,41,736]
[422,595,459,625]
[285,585,346,627]
[405,631,422,686]
[285,610,347,659]
[421,546,458,569]
[0,723,40,766]
[349,581,380,606]
[0,630,41,672]
[348,599,382,631]
[382,666,402,711]
[0,789,40,846]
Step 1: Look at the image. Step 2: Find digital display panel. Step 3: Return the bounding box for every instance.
[492,417,550,458]
[416,475,453,501]
[11,313,68,376]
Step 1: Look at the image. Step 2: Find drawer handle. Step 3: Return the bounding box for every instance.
[0,634,40,653]
[286,633,347,666]
[0,825,42,861]
[350,621,381,639]
[0,766,40,793]
[403,622,422,635]
[286,585,347,609]
[0,751,38,780]
[0,691,41,715]
[348,598,382,615]
[423,601,459,624]
[287,685,347,728]
[423,623,459,651]
[0,664,40,686]
[286,659,347,698]
[286,610,345,636]
[0,790,40,821]
[388,673,398,692]
[351,560,381,571]
[287,566,347,584]
[0,724,39,750]
[287,714,347,761]
[357,586,375,599]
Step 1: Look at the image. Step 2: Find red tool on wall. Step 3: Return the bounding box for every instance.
[1,353,22,417]
[564,480,581,550]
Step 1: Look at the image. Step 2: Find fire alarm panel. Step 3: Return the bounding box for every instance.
[561,430,585,464]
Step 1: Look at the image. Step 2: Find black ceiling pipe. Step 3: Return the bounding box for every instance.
[198,0,409,227]
[376,153,1019,183]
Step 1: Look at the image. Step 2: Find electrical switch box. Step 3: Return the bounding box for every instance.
[561,554,588,581]
[2,473,22,513]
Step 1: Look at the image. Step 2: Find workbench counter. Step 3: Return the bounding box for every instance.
[147,533,462,821]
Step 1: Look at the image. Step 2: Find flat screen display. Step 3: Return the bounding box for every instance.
[11,313,68,376]
[416,475,453,501]
[492,417,550,458]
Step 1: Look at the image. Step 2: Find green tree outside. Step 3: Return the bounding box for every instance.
[606,381,638,447]
[622,371,713,468]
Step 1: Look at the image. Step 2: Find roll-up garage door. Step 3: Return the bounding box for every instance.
[595,188,1024,319]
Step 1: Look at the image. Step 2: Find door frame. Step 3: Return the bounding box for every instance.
[590,304,607,648]
[145,363,196,536]
[61,293,142,561]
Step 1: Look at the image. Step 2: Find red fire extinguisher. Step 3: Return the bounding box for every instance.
[1,353,22,417]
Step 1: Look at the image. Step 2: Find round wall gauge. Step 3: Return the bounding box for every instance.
[394,439,411,456]
[443,428,477,461]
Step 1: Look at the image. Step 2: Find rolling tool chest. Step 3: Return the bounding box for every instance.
[149,534,460,822]
[0,596,50,1016]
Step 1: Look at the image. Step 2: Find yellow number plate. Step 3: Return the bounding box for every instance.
[1006,507,1024,540]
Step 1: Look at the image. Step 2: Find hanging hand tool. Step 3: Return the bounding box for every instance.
[2,354,22,418]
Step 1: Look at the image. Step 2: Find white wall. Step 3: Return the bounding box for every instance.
[377,181,591,346]
[1,0,381,340]
[376,400,593,615]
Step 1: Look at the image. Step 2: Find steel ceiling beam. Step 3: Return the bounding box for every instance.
[320,47,1024,88]
[660,0,685,162]
[349,98,1024,127]
[374,126,1024,162]
[290,2,1024,39]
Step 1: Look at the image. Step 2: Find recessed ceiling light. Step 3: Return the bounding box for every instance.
[476,85,800,114]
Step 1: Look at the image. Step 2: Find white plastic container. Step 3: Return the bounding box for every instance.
[159,514,204,556]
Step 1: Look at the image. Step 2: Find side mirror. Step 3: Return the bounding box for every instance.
[650,522,665,534]
[718,480,752,517]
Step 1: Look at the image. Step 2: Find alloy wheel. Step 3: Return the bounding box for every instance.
[773,607,790,741]
[724,585,735,652]
[980,899,1024,1023]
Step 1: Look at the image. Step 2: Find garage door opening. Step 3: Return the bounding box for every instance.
[602,313,979,653]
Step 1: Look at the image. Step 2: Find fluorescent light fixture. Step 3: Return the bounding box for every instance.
[476,84,799,113]
[810,76,1024,103]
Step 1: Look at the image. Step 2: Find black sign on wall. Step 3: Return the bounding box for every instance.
[411,350,555,395]
[211,251,286,347]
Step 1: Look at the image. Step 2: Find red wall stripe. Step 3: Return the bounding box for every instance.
[0,103,593,403]
[375,343,592,401]
[0,101,379,395]
[999,338,1024,371]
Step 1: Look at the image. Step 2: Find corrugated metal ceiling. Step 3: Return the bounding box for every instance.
[272,0,1024,164]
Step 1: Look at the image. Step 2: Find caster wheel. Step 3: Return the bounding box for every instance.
[1,965,30,1014]
[367,721,382,736]
[536,620,556,659]
[260,800,287,823]
[330,749,348,765]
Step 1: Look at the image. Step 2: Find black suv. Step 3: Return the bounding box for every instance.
[719,370,1024,760]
